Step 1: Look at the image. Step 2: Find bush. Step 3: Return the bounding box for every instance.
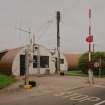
[78,52,105,75]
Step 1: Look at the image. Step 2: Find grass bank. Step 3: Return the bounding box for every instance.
[0,74,16,89]
[65,70,87,76]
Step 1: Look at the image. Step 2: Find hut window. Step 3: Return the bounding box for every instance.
[55,58,64,64]
[60,59,64,64]
[40,56,49,68]
[33,55,49,68]
[33,56,37,68]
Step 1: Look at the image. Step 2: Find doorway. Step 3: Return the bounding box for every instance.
[20,55,25,76]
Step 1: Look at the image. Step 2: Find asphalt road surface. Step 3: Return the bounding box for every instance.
[53,86,105,105]
[1,86,105,105]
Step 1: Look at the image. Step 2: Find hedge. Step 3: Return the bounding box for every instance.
[78,52,105,75]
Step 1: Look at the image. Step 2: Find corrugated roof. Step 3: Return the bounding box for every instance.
[0,48,22,75]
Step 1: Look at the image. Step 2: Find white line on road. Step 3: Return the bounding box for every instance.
[94,100,105,105]
[94,85,105,89]
[54,91,101,103]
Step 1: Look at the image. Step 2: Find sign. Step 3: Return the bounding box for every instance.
[94,62,100,68]
[86,35,93,43]
[86,62,94,69]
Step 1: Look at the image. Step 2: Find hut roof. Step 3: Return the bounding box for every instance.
[0,48,22,74]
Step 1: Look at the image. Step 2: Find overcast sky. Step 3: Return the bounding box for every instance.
[0,0,105,53]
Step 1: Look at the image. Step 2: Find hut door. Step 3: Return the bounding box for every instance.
[20,55,25,76]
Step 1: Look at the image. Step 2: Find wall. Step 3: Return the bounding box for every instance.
[12,45,56,76]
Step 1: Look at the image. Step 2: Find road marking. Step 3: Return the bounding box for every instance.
[94,100,105,105]
[70,95,100,102]
[94,85,105,89]
[78,96,92,102]
[54,92,66,97]
[70,94,89,102]
[53,91,101,103]
[89,97,101,102]
[64,93,79,98]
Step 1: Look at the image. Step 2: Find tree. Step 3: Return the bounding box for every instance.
[79,52,105,75]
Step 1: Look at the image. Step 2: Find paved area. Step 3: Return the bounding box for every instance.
[0,75,89,94]
[94,77,105,88]
[0,75,105,105]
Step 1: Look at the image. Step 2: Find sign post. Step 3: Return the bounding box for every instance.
[86,9,94,85]
[99,57,102,78]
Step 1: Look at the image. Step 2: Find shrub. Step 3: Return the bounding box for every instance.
[78,52,105,75]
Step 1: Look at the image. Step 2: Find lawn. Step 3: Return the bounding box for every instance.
[0,74,16,89]
[65,70,87,76]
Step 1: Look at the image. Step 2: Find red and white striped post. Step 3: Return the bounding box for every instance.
[86,9,94,85]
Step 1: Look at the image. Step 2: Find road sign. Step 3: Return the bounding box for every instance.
[86,35,93,43]
[94,62,100,68]
[86,62,94,69]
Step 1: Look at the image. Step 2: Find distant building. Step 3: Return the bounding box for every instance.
[51,49,68,73]
[0,44,68,76]
[64,53,81,70]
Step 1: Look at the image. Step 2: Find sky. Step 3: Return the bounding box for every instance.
[0,0,105,53]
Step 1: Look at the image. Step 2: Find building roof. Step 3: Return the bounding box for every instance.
[0,48,22,74]
[0,50,8,60]
[64,53,81,70]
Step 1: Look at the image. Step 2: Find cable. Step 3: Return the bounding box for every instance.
[36,18,54,42]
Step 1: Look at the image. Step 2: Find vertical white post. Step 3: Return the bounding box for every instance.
[88,9,94,85]
[25,47,29,85]
[37,44,40,75]
[99,57,101,78]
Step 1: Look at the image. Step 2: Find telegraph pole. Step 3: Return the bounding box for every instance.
[33,34,36,53]
[33,34,40,75]
[56,11,61,73]
[37,44,40,75]
[17,27,31,85]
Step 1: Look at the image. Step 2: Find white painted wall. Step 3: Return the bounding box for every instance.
[12,44,56,76]
[53,50,68,72]
[12,47,25,76]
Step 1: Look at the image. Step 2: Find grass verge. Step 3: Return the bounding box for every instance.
[65,70,87,76]
[0,74,16,89]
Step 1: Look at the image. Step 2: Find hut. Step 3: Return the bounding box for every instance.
[0,44,68,76]
[51,49,68,72]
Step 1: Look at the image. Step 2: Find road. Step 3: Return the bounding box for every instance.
[0,76,105,105]
[53,86,105,105]
[0,86,105,105]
